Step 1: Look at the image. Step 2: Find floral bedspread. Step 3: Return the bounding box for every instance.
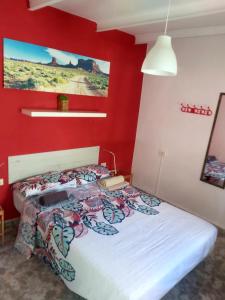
[15,182,161,283]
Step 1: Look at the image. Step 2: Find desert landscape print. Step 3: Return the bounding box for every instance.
[3,38,110,97]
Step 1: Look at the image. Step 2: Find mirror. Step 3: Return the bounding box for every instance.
[201,93,225,188]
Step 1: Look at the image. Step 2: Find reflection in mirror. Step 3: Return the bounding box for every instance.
[201,93,225,188]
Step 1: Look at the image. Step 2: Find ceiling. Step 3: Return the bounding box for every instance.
[30,0,225,44]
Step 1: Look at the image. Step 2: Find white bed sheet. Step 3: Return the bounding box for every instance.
[62,202,217,300]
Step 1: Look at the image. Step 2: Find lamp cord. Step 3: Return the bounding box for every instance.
[103,149,117,175]
[164,0,171,35]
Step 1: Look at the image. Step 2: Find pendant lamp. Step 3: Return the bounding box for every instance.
[141,0,177,76]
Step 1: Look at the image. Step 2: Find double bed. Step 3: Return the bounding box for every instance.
[9,147,217,300]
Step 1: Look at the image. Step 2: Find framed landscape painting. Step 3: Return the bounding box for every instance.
[3,38,110,97]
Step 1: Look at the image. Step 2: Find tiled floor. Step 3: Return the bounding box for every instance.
[0,219,18,250]
[0,220,224,300]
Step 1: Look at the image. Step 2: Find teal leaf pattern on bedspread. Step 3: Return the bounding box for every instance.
[52,224,75,258]
[59,259,76,281]
[62,200,83,212]
[92,222,119,235]
[136,205,159,215]
[36,230,47,249]
[15,182,162,284]
[140,193,161,207]
[75,170,97,182]
[21,223,35,246]
[103,199,125,224]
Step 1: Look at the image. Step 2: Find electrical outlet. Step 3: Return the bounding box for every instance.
[101,162,107,167]
[0,178,4,186]
[158,150,167,157]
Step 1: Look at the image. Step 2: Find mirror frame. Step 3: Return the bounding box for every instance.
[200,93,225,189]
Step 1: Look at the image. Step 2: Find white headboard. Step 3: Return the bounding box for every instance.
[8,146,100,184]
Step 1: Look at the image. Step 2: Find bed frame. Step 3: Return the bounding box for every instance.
[8,146,100,184]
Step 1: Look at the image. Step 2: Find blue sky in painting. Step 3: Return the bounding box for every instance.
[3,38,110,74]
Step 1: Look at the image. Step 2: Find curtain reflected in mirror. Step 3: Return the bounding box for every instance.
[201,93,225,188]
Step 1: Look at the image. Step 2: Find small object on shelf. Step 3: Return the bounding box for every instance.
[57,94,69,111]
[0,206,4,245]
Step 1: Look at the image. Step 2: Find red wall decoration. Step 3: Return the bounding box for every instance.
[0,0,146,219]
[181,103,213,116]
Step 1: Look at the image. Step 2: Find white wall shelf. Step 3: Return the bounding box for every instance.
[21,109,107,118]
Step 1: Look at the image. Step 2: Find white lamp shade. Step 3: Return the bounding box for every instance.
[141,35,177,76]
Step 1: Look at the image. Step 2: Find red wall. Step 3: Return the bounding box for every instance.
[0,0,146,219]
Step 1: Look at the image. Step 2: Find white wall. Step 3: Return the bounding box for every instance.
[132,35,225,229]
